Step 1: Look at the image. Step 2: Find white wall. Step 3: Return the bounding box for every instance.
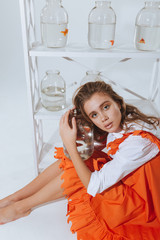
[0,0,34,174]
[0,0,159,173]
[0,0,25,87]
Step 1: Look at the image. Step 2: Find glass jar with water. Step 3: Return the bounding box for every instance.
[63,109,94,160]
[41,70,66,111]
[40,0,68,48]
[80,70,102,85]
[88,1,116,49]
[134,1,160,51]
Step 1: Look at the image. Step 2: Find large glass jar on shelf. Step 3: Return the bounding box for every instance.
[63,109,94,160]
[41,70,66,111]
[88,1,116,49]
[80,70,103,85]
[134,1,160,51]
[40,0,68,48]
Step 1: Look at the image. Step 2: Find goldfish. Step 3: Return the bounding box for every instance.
[138,38,145,44]
[61,29,68,36]
[110,40,114,46]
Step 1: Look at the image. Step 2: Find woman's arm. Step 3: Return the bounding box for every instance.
[59,110,91,189]
[87,135,159,196]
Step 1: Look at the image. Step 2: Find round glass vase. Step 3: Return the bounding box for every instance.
[134,1,160,51]
[80,70,102,85]
[88,1,116,49]
[63,109,94,160]
[41,70,66,111]
[40,0,68,48]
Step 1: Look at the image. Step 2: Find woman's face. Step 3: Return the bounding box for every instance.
[84,92,122,133]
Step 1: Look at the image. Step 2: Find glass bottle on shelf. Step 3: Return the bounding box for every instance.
[88,1,116,49]
[63,109,94,160]
[80,70,102,85]
[41,70,66,111]
[40,0,68,48]
[134,1,160,51]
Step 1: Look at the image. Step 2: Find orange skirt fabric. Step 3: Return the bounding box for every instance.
[54,132,160,240]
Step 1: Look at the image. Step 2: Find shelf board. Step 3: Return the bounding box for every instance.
[34,99,72,120]
[29,43,160,58]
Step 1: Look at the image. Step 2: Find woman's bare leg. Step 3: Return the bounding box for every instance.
[0,159,62,208]
[0,171,64,224]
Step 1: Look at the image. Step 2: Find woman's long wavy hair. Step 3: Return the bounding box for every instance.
[73,81,159,133]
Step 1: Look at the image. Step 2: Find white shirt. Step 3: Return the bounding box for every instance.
[87,122,160,197]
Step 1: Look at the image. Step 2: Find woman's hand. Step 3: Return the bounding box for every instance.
[59,110,77,153]
[60,110,92,189]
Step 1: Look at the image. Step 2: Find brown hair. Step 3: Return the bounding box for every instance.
[73,81,159,132]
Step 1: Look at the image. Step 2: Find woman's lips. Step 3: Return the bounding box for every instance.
[104,122,113,129]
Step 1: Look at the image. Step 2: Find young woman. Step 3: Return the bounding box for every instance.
[0,81,160,240]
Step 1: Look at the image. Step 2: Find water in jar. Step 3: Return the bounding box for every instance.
[134,25,160,51]
[63,122,94,160]
[64,139,94,161]
[76,137,94,160]
[41,86,66,111]
[41,23,68,48]
[88,23,115,49]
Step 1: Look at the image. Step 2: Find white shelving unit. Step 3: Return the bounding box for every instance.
[30,44,160,58]
[19,0,160,175]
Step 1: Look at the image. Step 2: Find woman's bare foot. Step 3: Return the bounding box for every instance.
[0,201,31,225]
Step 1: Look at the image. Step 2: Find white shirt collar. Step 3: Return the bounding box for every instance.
[107,121,160,145]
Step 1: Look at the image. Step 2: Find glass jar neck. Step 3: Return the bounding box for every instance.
[46,70,60,76]
[46,0,61,6]
[86,70,101,76]
[95,1,111,8]
[144,1,160,8]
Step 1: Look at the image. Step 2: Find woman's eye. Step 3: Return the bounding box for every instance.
[91,113,97,118]
[104,105,109,110]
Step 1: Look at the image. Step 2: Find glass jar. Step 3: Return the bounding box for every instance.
[63,109,94,160]
[41,70,66,111]
[134,1,160,51]
[40,0,68,48]
[88,1,116,49]
[93,126,107,151]
[80,70,102,85]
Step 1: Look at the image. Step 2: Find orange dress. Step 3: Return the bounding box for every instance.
[55,130,160,240]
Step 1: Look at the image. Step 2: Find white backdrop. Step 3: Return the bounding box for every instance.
[0,1,34,174]
[0,0,159,174]
[0,1,159,240]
